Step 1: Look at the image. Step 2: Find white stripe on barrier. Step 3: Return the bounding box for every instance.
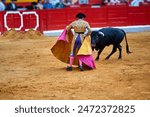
[43,25,150,36]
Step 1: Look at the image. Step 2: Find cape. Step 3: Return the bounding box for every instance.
[51,29,96,69]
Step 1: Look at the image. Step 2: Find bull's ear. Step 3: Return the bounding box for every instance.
[98,31,104,36]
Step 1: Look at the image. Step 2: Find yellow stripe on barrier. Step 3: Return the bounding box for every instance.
[6,0,42,3]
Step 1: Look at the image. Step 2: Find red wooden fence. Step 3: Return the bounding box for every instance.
[0,4,150,34]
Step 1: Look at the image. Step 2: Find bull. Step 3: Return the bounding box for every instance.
[91,28,131,60]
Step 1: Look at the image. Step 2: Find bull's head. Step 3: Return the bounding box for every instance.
[91,31,104,51]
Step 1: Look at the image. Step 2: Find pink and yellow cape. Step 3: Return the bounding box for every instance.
[51,29,96,69]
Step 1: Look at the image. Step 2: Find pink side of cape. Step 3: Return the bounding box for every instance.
[58,29,67,42]
[78,55,96,69]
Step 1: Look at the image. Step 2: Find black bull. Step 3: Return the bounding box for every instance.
[91,28,132,60]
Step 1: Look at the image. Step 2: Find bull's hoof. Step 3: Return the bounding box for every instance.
[95,58,99,61]
[66,66,72,71]
[127,51,132,54]
[105,57,109,60]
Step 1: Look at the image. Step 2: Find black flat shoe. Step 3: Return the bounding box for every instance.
[79,66,84,71]
[66,66,72,71]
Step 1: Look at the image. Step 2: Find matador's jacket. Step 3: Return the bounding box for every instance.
[51,19,96,69]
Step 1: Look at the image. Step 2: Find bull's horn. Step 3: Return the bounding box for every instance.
[98,31,104,36]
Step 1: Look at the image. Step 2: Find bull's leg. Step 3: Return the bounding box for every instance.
[95,46,105,61]
[105,45,117,60]
[117,45,122,59]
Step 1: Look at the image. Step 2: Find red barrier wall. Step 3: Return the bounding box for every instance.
[88,0,102,5]
[0,4,150,33]
[128,5,150,25]
[0,12,4,33]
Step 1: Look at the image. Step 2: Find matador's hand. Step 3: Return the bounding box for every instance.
[83,34,86,38]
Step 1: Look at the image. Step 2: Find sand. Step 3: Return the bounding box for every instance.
[0,30,150,100]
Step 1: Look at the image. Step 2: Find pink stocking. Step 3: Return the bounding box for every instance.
[69,56,74,67]
[79,60,82,67]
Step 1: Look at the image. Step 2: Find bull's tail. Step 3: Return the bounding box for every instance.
[122,30,132,54]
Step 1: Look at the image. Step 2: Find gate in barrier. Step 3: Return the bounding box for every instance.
[4,11,39,31]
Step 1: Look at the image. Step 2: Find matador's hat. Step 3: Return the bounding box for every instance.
[76,13,86,19]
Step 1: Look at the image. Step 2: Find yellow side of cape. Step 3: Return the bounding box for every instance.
[77,36,92,55]
[51,31,92,65]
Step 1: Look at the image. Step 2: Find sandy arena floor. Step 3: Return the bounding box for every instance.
[0,30,150,100]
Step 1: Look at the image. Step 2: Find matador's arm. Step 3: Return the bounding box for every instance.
[85,23,92,36]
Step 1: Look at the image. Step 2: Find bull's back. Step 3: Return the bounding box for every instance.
[99,28,125,43]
